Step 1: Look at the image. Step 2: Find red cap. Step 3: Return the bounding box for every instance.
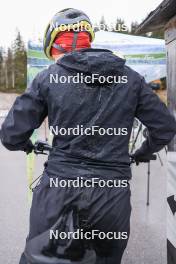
[51,31,91,56]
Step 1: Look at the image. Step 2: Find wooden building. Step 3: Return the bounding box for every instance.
[136,1,176,263]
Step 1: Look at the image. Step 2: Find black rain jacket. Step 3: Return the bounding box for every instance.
[1,48,176,179]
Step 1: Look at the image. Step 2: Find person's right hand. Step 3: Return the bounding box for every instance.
[23,139,34,154]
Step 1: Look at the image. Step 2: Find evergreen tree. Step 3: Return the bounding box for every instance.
[93,22,100,32]
[13,30,27,92]
[130,21,139,35]
[150,29,164,39]
[6,48,14,90]
[115,17,128,34]
[99,16,108,31]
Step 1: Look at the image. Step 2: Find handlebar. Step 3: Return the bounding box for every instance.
[30,140,157,165]
[33,140,52,155]
[130,154,157,165]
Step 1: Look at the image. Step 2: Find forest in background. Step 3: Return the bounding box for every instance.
[0,31,27,93]
[0,18,164,94]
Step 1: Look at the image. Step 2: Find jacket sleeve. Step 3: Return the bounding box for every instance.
[0,73,48,151]
[134,77,176,157]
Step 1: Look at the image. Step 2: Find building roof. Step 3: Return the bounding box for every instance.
[136,0,176,34]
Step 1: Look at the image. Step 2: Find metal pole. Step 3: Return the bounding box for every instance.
[157,152,164,166]
[147,161,150,206]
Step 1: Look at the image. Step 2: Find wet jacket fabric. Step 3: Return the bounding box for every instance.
[1,48,176,180]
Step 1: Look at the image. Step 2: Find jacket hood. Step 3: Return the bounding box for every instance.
[57,48,126,79]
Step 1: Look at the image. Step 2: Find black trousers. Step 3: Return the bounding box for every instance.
[167,239,176,264]
[19,172,131,264]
